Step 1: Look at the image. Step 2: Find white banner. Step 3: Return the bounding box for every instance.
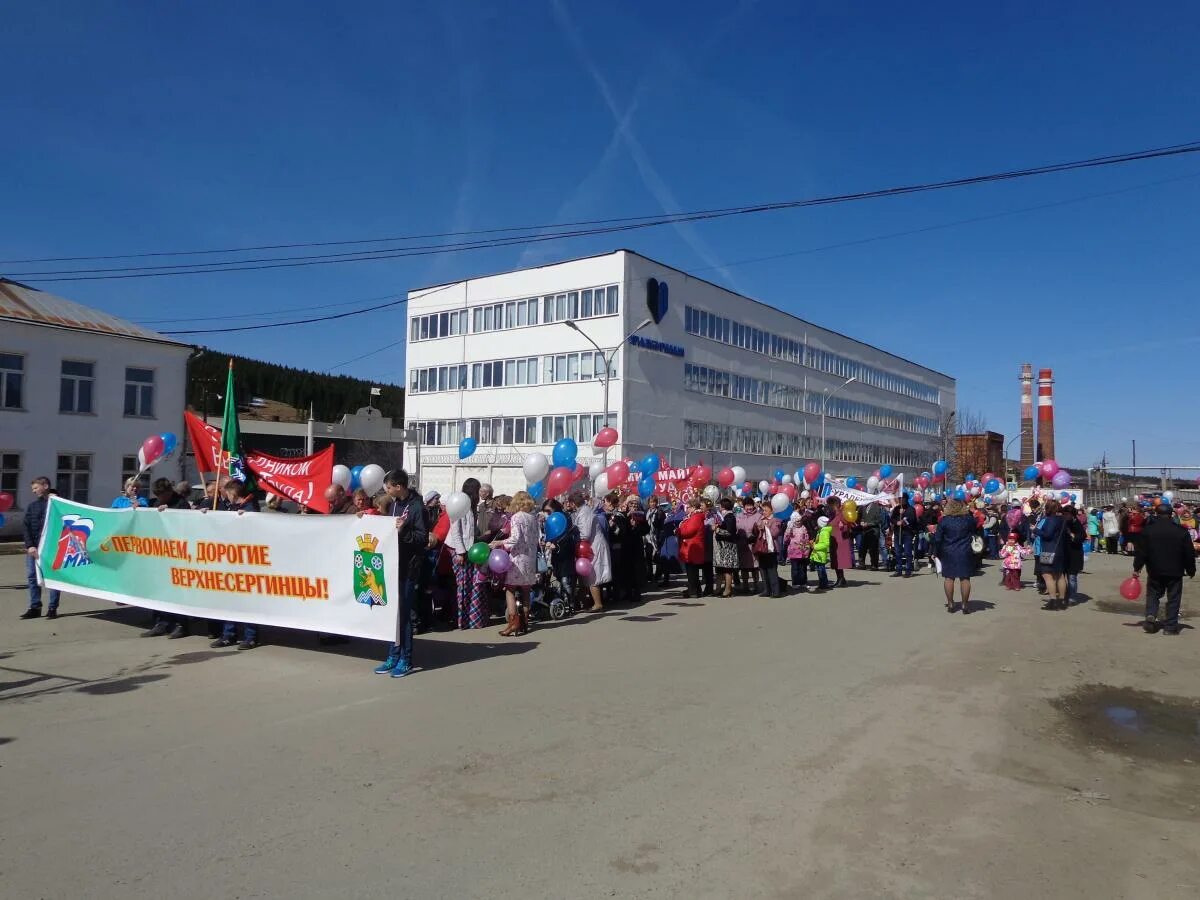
[824,485,895,506]
[37,498,400,641]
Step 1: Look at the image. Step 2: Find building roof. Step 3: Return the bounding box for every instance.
[0,278,189,347]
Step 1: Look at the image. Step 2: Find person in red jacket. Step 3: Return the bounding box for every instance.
[677,497,708,599]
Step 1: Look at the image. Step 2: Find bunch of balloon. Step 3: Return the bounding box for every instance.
[842,499,859,523]
[0,489,12,528]
[137,432,178,472]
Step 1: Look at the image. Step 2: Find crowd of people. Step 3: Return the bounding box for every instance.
[18,470,1199,677]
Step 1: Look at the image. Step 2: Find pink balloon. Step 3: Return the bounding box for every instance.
[691,464,712,486]
[1119,576,1142,601]
[594,427,619,449]
[981,472,995,485]
[546,466,575,498]
[1051,470,1071,489]
[782,483,797,500]
[1040,459,1059,478]
[803,462,820,484]
[141,434,165,465]
[717,467,735,488]
[575,557,594,580]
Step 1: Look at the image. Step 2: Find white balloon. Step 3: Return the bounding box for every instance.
[1163,490,1175,502]
[445,491,471,522]
[771,493,790,513]
[781,474,793,484]
[359,463,385,495]
[731,466,746,485]
[758,479,771,495]
[702,484,720,502]
[866,476,879,493]
[332,465,351,489]
[588,460,605,479]
[523,452,550,484]
[593,473,609,495]
[800,490,810,500]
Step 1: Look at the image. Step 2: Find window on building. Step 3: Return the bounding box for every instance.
[120,455,151,491]
[59,360,95,414]
[123,367,155,418]
[56,453,91,503]
[0,452,20,506]
[0,352,24,409]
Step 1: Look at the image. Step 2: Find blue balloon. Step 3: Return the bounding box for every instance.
[774,509,790,521]
[879,465,893,479]
[160,432,178,456]
[953,488,966,501]
[458,436,477,460]
[545,511,568,541]
[773,468,785,482]
[552,438,578,469]
[932,459,948,476]
[1023,465,1039,481]
[637,476,655,499]
[812,471,825,486]
[846,476,858,489]
[350,465,363,490]
[965,472,977,483]
[628,460,641,474]
[0,512,5,527]
[794,470,804,484]
[639,453,661,476]
[921,471,932,479]
[528,480,545,500]
[984,478,1001,494]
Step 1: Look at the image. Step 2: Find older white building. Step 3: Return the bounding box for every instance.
[0,279,192,533]
[403,250,955,495]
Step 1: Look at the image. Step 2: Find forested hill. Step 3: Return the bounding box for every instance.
[187,350,404,423]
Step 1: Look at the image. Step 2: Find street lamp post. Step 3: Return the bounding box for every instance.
[820,376,857,473]
[1004,430,1030,484]
[563,317,653,465]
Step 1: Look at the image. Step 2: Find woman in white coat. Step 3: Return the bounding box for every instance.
[570,490,611,611]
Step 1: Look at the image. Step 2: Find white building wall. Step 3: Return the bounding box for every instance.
[0,321,190,532]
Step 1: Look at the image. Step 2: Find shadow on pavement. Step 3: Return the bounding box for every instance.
[77,673,170,695]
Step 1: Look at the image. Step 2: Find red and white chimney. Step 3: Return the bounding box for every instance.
[1019,364,1034,469]
[1036,368,1055,462]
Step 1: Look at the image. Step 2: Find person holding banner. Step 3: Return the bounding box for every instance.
[20,477,62,620]
[375,469,428,676]
[111,477,148,509]
[211,481,262,649]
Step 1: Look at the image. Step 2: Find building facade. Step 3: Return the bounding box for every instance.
[403,251,955,495]
[955,431,1005,483]
[0,279,192,535]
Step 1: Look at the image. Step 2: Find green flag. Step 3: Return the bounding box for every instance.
[220,359,256,490]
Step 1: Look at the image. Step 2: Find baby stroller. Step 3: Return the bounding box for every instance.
[528,550,583,622]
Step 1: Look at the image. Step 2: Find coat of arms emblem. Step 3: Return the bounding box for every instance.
[353,534,387,607]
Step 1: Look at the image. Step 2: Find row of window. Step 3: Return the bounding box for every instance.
[683,420,928,469]
[683,363,939,435]
[0,353,157,417]
[683,306,941,404]
[409,284,620,342]
[409,350,619,394]
[0,451,149,507]
[407,412,618,448]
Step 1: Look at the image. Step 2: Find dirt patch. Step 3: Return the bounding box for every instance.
[1051,684,1200,763]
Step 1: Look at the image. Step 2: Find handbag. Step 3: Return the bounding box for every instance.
[970,535,984,554]
[1038,522,1064,566]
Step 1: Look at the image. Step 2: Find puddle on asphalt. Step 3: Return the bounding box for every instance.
[1052,684,1200,762]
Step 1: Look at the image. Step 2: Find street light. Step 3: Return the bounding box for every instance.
[563,316,654,463]
[1004,430,1031,484]
[820,376,857,473]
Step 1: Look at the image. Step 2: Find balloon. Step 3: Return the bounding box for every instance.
[332,465,351,489]
[800,490,810,500]
[1162,490,1175,503]
[984,478,1001,494]
[846,476,858,489]
[606,460,630,485]
[1021,466,1037,481]
[1046,470,1068,489]
[628,460,640,474]
[843,499,858,517]
[1040,459,1059,478]
[866,476,880,493]
[638,476,655,499]
[954,488,966,501]
[782,483,797,500]
[445,491,471,521]
[160,432,178,457]
[803,462,820,484]
[576,539,594,560]
[552,438,578,469]
[1119,575,1142,601]
[464,542,489,565]
[140,434,165,467]
[594,427,619,449]
[528,480,545,500]
[717,467,735,488]
[359,464,386,495]
[773,468,785,482]
[970,485,982,497]
[588,460,605,479]
[879,465,893,479]
[932,459,948,476]
[524,452,550,484]
[488,548,512,574]
[771,493,790,513]
[691,464,712,486]
[702,485,720,502]
[575,557,594,580]
[811,471,825,487]
[573,463,587,482]
[458,436,477,460]
[759,480,771,495]
[731,466,746,485]
[593,473,610,495]
[545,511,568,541]
[781,474,793,484]
[639,453,661,476]
[0,492,12,513]
[350,466,364,490]
[546,466,575,498]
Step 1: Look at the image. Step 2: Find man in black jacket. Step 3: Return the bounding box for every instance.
[1133,504,1196,635]
[20,476,62,620]
[373,469,428,678]
[890,496,919,578]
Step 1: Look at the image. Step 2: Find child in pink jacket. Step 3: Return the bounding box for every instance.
[999,532,1029,590]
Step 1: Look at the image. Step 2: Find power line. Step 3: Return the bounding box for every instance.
[160,295,411,335]
[140,291,404,325]
[8,139,1200,283]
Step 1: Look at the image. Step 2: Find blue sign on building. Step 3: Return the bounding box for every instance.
[629,334,685,358]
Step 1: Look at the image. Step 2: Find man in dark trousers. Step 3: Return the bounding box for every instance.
[890,495,919,578]
[20,477,62,620]
[373,469,427,678]
[1133,503,1196,635]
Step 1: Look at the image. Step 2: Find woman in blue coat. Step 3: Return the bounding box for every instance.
[932,499,980,614]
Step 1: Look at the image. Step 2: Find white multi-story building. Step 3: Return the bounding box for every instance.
[0,278,192,533]
[403,250,955,495]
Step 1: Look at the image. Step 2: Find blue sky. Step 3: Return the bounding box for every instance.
[4,1,1199,475]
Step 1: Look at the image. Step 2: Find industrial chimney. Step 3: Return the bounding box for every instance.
[1036,368,1055,462]
[1019,364,1034,469]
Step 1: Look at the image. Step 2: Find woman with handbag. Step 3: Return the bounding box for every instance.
[931,499,979,613]
[751,501,784,597]
[1036,499,1070,609]
[712,498,740,597]
[676,497,708,599]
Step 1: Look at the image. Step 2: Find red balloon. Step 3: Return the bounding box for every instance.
[575,557,594,580]
[0,491,13,513]
[546,466,575,498]
[141,434,165,465]
[573,463,587,481]
[803,462,820,484]
[914,503,924,517]
[717,467,735,488]
[1119,575,1142,601]
[605,460,630,485]
[577,539,594,560]
[782,483,797,500]
[594,427,618,449]
[691,464,712,486]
